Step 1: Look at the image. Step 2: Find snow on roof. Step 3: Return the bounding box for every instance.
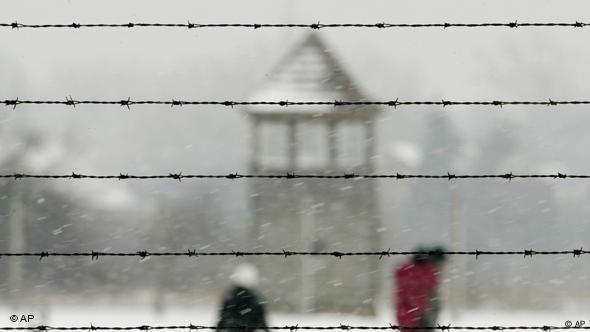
[246,33,379,115]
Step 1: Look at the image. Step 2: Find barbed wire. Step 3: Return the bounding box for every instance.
[3,98,590,110]
[0,172,589,181]
[0,248,588,260]
[0,325,583,331]
[2,21,590,30]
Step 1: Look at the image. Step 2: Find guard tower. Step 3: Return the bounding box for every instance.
[245,34,381,315]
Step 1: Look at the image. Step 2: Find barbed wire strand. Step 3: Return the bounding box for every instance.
[0,172,587,181]
[0,325,583,331]
[3,98,590,109]
[0,249,587,260]
[1,21,590,30]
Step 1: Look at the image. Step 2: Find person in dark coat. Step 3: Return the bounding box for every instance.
[394,246,446,331]
[217,263,269,332]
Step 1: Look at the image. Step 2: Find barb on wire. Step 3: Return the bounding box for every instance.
[0,249,588,260]
[1,21,589,30]
[0,325,583,331]
[1,172,590,181]
[3,98,590,109]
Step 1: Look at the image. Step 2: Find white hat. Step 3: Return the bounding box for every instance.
[230,263,260,288]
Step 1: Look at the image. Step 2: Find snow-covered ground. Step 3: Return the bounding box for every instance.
[0,303,579,329]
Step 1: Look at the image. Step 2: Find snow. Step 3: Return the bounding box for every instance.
[23,142,65,172]
[0,303,577,328]
[389,142,422,169]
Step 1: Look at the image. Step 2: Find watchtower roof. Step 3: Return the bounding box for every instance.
[246,33,379,116]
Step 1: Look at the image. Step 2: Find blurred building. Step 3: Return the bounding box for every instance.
[244,33,381,315]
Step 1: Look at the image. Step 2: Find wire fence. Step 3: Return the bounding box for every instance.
[0,325,582,331]
[0,249,587,260]
[0,172,587,181]
[2,9,587,319]
[4,98,590,109]
[2,21,590,30]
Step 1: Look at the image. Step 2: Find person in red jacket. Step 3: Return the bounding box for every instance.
[394,246,446,331]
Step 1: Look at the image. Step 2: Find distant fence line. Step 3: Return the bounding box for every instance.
[0,249,587,260]
[2,21,590,30]
[3,98,590,109]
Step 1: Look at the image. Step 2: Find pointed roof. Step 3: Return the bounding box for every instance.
[246,33,379,116]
